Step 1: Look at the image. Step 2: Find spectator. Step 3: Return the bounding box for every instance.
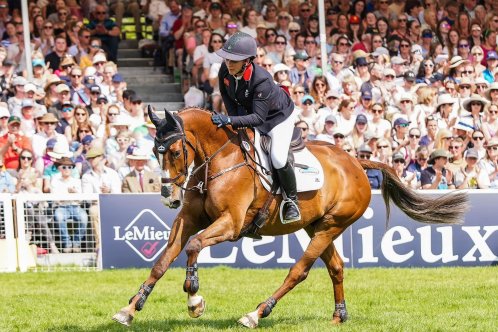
[357,143,383,189]
[314,114,337,144]
[51,157,88,253]
[44,35,68,72]
[86,5,120,62]
[32,113,66,159]
[82,146,122,251]
[477,137,498,188]
[454,148,489,189]
[421,149,455,189]
[122,148,160,193]
[392,151,418,189]
[110,0,142,40]
[0,116,32,171]
[7,76,26,116]
[0,157,14,193]
[69,66,90,106]
[159,0,181,74]
[0,103,8,136]
[407,146,430,183]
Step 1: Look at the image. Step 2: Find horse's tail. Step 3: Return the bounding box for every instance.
[358,160,469,226]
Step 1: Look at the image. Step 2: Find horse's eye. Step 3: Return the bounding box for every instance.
[172,150,181,159]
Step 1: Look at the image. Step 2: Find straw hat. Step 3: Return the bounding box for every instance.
[126,148,150,160]
[38,113,59,123]
[86,146,104,159]
[55,157,75,167]
[44,74,63,90]
[60,56,76,67]
[462,94,489,112]
[449,56,467,68]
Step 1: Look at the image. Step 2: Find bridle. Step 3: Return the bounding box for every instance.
[154,112,246,195]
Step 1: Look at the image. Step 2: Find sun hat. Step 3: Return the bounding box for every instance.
[465,148,479,159]
[435,93,456,109]
[453,116,475,132]
[92,52,107,64]
[44,74,63,90]
[126,148,150,160]
[38,113,59,123]
[485,82,498,100]
[86,146,104,159]
[428,149,450,164]
[485,136,498,147]
[60,56,76,67]
[0,106,8,118]
[56,83,70,93]
[357,143,372,154]
[110,115,130,127]
[372,47,389,57]
[326,90,340,99]
[55,156,75,167]
[48,140,72,158]
[449,55,467,68]
[273,63,291,75]
[391,56,407,65]
[12,76,27,86]
[398,92,413,103]
[462,94,489,112]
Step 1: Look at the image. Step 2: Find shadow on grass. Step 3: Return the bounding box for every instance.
[45,314,325,331]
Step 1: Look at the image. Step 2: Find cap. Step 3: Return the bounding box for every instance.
[46,138,57,149]
[391,56,407,65]
[97,94,108,102]
[0,106,8,118]
[393,117,410,126]
[210,2,221,10]
[326,89,340,99]
[92,52,107,64]
[86,146,104,159]
[56,83,70,93]
[383,68,396,77]
[356,114,368,124]
[273,63,291,75]
[89,84,101,94]
[82,135,94,145]
[256,22,267,30]
[302,94,315,104]
[421,29,433,38]
[112,73,124,83]
[325,114,337,123]
[355,57,368,66]
[62,101,73,107]
[372,47,389,57]
[293,50,309,60]
[24,83,37,93]
[130,94,142,103]
[8,116,21,124]
[429,149,450,164]
[361,90,372,100]
[404,71,416,81]
[392,152,405,161]
[488,51,498,60]
[32,59,45,67]
[465,148,479,159]
[12,76,27,86]
[310,14,319,21]
[21,99,34,108]
[358,143,372,154]
[349,15,360,24]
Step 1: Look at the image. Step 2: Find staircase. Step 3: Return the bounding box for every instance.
[117,40,185,112]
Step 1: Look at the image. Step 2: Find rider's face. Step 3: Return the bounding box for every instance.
[225,59,246,76]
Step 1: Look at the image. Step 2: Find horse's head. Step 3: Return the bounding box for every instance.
[149,106,194,209]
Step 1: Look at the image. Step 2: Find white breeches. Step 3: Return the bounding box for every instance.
[260,112,297,169]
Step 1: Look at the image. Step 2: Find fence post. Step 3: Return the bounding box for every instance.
[0,195,16,272]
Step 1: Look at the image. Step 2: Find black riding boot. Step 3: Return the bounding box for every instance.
[276,162,301,223]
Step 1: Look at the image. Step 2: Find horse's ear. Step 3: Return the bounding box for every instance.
[164,108,180,130]
[148,105,161,127]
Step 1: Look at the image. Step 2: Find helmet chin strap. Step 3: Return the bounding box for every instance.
[232,59,251,78]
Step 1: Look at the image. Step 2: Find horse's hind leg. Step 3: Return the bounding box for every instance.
[238,224,340,329]
[112,215,200,327]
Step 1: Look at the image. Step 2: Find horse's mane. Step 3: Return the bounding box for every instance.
[175,106,213,115]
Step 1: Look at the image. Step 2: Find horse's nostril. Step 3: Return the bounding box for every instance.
[171,200,181,209]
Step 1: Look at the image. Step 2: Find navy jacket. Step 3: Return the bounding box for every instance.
[219,62,294,134]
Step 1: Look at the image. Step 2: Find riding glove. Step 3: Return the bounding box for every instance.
[211,114,232,127]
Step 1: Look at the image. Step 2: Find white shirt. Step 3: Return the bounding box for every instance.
[32,132,67,158]
[51,174,82,196]
[82,166,122,193]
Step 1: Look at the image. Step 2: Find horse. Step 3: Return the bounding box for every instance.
[112,106,469,328]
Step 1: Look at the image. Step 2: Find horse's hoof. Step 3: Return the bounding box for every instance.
[238,310,259,329]
[112,308,134,327]
[187,295,206,318]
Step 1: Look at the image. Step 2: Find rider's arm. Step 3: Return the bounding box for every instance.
[229,78,272,129]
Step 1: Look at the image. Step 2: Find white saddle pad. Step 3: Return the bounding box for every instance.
[253,130,324,193]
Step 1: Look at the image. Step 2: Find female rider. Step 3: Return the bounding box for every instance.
[211,32,300,223]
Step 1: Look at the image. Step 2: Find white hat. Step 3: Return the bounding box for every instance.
[273,63,291,75]
[398,92,413,103]
[372,47,389,57]
[110,115,130,127]
[436,93,456,109]
[126,148,150,160]
[449,55,467,68]
[0,106,9,118]
[462,94,489,112]
[92,52,107,64]
[24,83,37,93]
[56,83,70,93]
[383,68,396,77]
[454,116,475,132]
[47,140,72,158]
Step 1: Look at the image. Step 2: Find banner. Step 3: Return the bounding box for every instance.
[100,193,498,269]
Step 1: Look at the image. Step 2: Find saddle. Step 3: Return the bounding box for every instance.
[253,128,324,193]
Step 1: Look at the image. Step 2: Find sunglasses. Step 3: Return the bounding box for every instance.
[458,44,469,48]
[301,9,310,12]
[263,64,273,68]
[400,44,410,48]
[294,91,305,95]
[326,96,337,100]
[43,122,57,126]
[371,109,383,113]
[462,71,474,75]
[62,107,74,112]
[338,42,349,46]
[303,102,313,106]
[333,134,345,139]
[489,110,498,114]
[62,65,73,69]
[275,41,286,45]
[265,33,276,38]
[409,134,421,139]
[305,40,316,45]
[80,129,91,133]
[44,26,53,29]
[471,102,482,106]
[278,16,289,20]
[290,30,300,33]
[449,145,460,150]
[377,145,389,149]
[0,116,8,120]
[108,113,119,116]
[477,85,488,89]
[60,165,74,170]
[96,11,106,14]
[398,19,407,22]
[472,53,483,56]
[487,146,498,150]
[71,75,81,78]
[459,85,471,89]
[418,157,428,161]
[358,154,371,159]
[297,127,308,131]
[75,113,87,116]
[315,83,325,87]
[473,136,484,140]
[20,156,32,160]
[393,160,404,164]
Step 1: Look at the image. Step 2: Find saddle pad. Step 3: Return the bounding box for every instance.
[253,130,324,193]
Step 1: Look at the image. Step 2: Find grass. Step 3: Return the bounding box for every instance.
[1,267,497,332]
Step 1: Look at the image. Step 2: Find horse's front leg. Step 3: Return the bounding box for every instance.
[183,213,239,318]
[112,213,200,326]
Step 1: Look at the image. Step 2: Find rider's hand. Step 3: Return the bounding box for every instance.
[211,114,231,127]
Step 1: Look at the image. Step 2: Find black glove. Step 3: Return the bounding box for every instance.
[211,114,231,127]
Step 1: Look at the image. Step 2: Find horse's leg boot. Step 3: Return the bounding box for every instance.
[276,162,301,223]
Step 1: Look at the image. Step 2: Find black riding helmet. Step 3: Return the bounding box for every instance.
[216,32,257,61]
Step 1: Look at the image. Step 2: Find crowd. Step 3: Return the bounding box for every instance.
[2,1,498,252]
[167,0,498,191]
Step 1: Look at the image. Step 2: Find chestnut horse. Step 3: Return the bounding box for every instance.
[112,107,468,328]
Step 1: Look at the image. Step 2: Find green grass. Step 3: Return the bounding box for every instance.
[1,267,497,331]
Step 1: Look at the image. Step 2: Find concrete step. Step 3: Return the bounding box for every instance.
[123,75,173,84]
[118,66,164,76]
[118,49,142,58]
[118,58,154,67]
[148,101,185,112]
[119,39,138,49]
[136,92,184,102]
[128,83,181,94]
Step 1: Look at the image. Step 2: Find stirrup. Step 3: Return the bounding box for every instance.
[279,199,301,224]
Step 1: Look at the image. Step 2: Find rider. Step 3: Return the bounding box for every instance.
[211,32,300,223]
